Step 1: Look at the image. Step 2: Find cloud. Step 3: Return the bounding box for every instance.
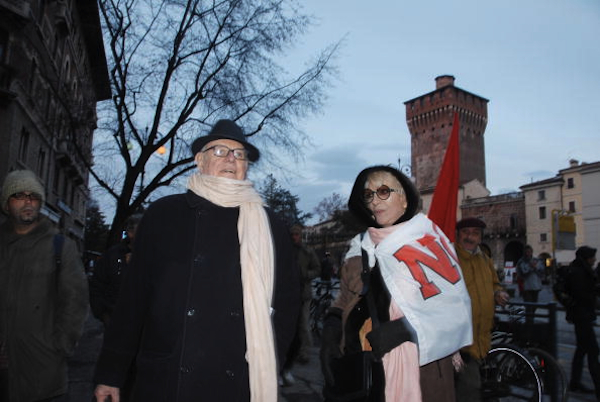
[287,138,412,223]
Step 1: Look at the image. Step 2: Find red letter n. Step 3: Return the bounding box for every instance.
[394,234,461,299]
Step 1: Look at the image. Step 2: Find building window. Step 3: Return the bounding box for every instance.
[53,32,61,56]
[18,129,30,162]
[63,59,71,87]
[567,177,574,189]
[37,149,46,176]
[540,233,547,242]
[539,206,546,220]
[36,0,47,20]
[569,201,576,213]
[537,190,545,200]
[0,29,8,63]
[29,59,38,94]
[53,165,61,194]
[510,214,518,230]
[70,184,76,207]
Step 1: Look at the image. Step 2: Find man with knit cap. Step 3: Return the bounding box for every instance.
[454,217,509,402]
[94,119,300,402]
[0,170,89,401]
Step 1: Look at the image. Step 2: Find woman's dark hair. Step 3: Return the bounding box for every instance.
[347,165,420,228]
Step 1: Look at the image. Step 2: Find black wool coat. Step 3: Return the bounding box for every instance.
[566,257,599,323]
[94,191,301,401]
[89,241,132,323]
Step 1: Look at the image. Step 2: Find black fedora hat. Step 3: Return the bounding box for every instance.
[191,119,260,162]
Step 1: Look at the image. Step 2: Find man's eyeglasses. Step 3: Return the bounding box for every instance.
[202,145,248,161]
[363,185,402,203]
[11,192,42,202]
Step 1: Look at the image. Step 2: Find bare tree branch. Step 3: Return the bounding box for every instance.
[93,0,340,244]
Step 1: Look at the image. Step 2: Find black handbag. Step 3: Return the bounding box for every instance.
[322,244,385,402]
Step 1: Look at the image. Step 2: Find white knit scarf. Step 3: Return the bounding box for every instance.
[187,172,277,402]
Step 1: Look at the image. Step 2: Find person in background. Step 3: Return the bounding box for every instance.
[516,244,545,322]
[321,165,473,402]
[89,213,143,401]
[0,170,89,401]
[454,217,510,402]
[480,243,505,283]
[93,119,300,402]
[320,251,334,282]
[90,213,143,328]
[565,246,600,397]
[280,224,320,385]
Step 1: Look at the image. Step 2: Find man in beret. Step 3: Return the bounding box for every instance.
[0,170,89,401]
[454,217,509,402]
[94,119,300,402]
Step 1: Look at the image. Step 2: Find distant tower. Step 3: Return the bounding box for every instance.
[404,75,489,193]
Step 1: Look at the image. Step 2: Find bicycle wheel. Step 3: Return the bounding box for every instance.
[309,295,330,339]
[527,347,568,402]
[481,344,543,402]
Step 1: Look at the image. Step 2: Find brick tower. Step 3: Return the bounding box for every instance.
[404,75,489,193]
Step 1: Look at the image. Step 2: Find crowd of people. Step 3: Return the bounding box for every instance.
[0,119,599,401]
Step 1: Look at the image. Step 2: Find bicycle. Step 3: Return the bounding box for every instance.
[482,343,543,401]
[309,278,339,339]
[491,303,568,402]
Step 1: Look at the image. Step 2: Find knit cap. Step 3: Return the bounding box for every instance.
[1,170,46,212]
[576,245,597,260]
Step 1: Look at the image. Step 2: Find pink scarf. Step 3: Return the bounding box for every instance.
[367,223,422,402]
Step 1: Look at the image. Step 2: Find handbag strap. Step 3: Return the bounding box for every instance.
[360,233,380,330]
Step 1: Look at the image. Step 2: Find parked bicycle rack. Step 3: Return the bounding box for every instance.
[494,302,558,358]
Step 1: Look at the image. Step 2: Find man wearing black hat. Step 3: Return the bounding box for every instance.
[0,170,89,401]
[565,246,600,397]
[94,120,300,402]
[454,217,509,402]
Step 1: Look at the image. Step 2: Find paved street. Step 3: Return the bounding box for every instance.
[66,284,598,401]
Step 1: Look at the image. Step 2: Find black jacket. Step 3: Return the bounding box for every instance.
[0,218,89,401]
[89,241,131,323]
[566,257,600,323]
[94,191,300,401]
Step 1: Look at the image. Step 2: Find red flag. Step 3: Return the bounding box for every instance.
[428,112,460,242]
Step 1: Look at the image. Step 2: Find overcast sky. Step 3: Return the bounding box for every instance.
[260,0,600,224]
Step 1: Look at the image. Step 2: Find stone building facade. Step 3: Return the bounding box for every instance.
[520,159,600,264]
[308,76,597,278]
[0,0,110,248]
[405,76,525,272]
[461,192,527,269]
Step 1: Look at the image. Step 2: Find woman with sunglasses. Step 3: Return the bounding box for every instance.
[320,165,472,401]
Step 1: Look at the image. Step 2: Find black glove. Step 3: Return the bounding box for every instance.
[319,307,343,386]
[366,317,416,359]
